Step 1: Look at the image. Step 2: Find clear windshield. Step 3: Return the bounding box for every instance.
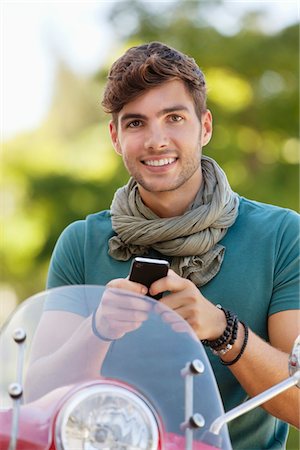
[0,285,231,448]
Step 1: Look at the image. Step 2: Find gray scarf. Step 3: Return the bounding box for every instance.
[108,156,239,286]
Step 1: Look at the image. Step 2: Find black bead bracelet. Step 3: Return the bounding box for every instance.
[221,321,249,366]
[201,305,238,351]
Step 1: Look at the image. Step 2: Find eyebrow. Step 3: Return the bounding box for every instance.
[119,105,190,124]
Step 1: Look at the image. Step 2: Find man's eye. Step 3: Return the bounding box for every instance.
[127,120,142,128]
[169,115,183,122]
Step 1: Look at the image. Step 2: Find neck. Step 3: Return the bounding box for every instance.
[138,170,203,218]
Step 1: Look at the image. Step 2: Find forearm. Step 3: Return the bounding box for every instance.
[25,315,111,402]
[221,323,300,428]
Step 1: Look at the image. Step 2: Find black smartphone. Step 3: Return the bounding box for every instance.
[129,257,170,300]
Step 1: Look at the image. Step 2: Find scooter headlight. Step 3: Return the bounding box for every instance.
[55,384,159,450]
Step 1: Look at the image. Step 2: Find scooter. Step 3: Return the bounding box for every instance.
[0,285,299,450]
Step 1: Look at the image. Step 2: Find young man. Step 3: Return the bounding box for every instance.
[46,42,299,448]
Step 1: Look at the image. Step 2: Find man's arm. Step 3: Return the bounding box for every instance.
[24,311,111,401]
[222,310,299,427]
[25,281,149,402]
[150,270,300,428]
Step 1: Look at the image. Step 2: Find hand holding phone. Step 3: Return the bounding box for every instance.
[129,257,170,300]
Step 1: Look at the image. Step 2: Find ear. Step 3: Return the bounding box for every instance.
[109,120,122,155]
[200,110,213,147]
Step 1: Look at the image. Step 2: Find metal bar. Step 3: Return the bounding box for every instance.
[185,373,193,450]
[9,396,21,450]
[210,371,300,435]
[16,339,25,386]
[8,330,26,450]
[181,360,205,450]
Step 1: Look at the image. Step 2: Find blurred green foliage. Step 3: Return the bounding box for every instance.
[1,0,298,301]
[1,1,299,446]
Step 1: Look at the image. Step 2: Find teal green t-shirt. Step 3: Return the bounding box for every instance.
[47,197,299,449]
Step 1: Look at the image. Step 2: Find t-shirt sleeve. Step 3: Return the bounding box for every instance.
[46,221,86,289]
[269,210,300,316]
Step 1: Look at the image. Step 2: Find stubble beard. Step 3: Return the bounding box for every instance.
[124,152,202,193]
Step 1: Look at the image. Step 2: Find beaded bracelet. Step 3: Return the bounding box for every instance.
[213,315,239,356]
[201,305,238,350]
[213,342,233,356]
[221,321,249,366]
[212,315,238,351]
[91,309,115,342]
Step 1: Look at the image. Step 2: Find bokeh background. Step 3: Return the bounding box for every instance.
[1,1,299,446]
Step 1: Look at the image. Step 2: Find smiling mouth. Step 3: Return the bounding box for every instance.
[143,157,177,167]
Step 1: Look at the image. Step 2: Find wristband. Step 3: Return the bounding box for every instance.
[201,305,238,350]
[221,321,249,366]
[92,309,115,342]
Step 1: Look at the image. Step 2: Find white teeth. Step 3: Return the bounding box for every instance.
[144,158,176,166]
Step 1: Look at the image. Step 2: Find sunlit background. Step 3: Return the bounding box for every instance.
[1,1,299,445]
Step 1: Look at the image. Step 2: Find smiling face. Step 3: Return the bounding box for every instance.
[109,79,212,214]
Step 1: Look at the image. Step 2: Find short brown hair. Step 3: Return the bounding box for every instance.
[102,42,207,123]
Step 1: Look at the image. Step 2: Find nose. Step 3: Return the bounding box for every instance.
[144,123,170,151]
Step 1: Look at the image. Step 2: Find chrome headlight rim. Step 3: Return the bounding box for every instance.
[55,382,160,450]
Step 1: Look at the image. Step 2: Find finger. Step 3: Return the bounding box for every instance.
[103,288,152,312]
[107,278,148,296]
[99,309,149,323]
[171,322,199,341]
[159,300,200,323]
[102,295,152,313]
[171,322,192,334]
[159,309,192,327]
[159,310,179,324]
[159,280,201,310]
[99,319,145,339]
[159,310,197,338]
[159,291,193,310]
[149,269,191,298]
